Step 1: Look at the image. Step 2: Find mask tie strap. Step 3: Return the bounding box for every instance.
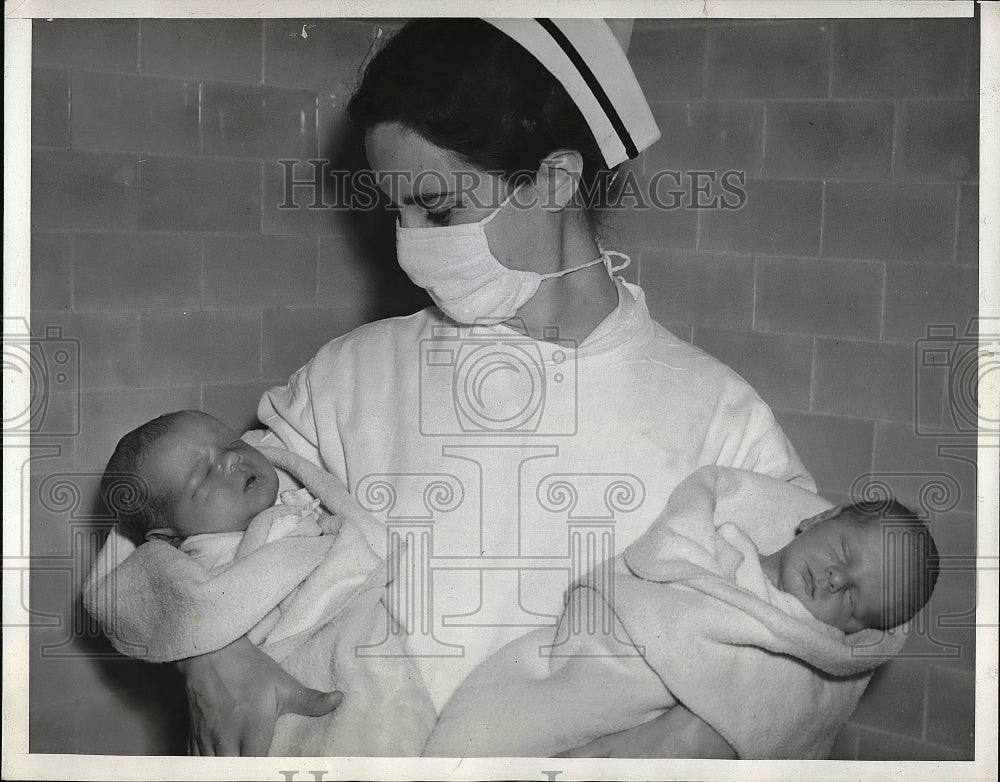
[539,255,607,280]
[603,249,631,274]
[596,238,632,274]
[539,247,632,281]
[480,182,526,226]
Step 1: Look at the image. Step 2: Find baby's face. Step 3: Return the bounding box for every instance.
[767,510,895,633]
[140,411,279,539]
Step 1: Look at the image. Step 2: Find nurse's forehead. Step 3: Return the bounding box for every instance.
[365,122,454,167]
[365,123,478,199]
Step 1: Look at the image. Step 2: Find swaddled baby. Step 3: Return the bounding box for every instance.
[102,410,337,566]
[423,466,941,758]
[99,408,437,756]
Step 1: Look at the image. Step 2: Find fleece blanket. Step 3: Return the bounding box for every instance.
[82,438,436,756]
[424,466,910,759]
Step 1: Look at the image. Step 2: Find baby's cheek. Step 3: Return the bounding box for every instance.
[263,467,280,504]
[807,597,840,628]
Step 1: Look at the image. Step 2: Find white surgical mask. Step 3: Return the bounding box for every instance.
[395,183,628,325]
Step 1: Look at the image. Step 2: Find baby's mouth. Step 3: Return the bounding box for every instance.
[804,564,815,598]
[244,474,257,491]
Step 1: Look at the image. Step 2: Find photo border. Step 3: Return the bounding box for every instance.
[4,1,996,780]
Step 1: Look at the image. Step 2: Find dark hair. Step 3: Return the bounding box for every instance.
[100,411,191,547]
[346,19,617,226]
[842,499,940,630]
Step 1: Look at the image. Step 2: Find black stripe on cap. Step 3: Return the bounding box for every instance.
[535,18,638,160]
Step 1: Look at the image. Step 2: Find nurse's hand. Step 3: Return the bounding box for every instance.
[554,705,737,758]
[177,635,344,756]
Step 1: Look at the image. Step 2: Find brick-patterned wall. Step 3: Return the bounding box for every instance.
[614,17,979,760]
[28,17,978,758]
[27,17,422,755]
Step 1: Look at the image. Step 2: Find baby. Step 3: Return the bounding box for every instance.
[101,410,329,565]
[98,409,440,756]
[422,467,943,758]
[758,499,939,634]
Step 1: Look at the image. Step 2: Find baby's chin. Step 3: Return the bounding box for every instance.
[244,477,278,523]
[247,469,280,514]
[260,476,279,508]
[805,606,863,634]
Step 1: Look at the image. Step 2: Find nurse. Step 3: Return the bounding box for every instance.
[177,18,814,756]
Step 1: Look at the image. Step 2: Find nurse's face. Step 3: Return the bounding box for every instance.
[365,121,546,273]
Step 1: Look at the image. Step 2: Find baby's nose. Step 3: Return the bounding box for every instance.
[220,450,242,473]
[826,566,845,591]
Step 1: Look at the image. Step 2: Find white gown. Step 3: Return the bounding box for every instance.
[257,277,814,710]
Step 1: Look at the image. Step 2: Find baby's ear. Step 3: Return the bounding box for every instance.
[795,505,843,534]
[145,528,179,543]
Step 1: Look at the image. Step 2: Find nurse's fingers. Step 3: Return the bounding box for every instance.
[278,684,344,718]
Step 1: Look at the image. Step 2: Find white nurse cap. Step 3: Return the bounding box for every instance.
[483,18,661,167]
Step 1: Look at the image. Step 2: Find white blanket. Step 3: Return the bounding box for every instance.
[84,451,904,758]
[423,466,909,758]
[82,440,436,756]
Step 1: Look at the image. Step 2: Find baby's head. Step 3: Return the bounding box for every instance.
[762,500,939,634]
[101,410,279,546]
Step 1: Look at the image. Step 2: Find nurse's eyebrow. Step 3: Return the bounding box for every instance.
[402,191,457,207]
